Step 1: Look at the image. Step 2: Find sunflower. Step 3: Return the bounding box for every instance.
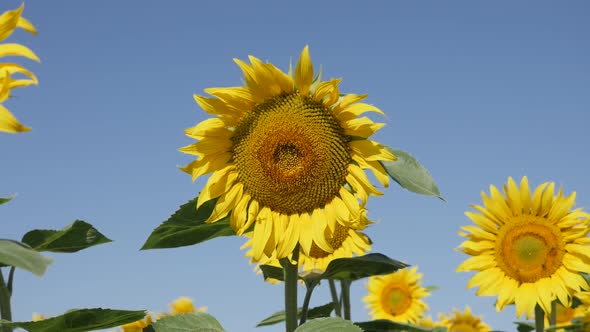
[168,296,207,314]
[416,315,443,328]
[181,46,394,262]
[119,314,153,332]
[363,267,430,323]
[439,307,491,332]
[457,176,590,318]
[0,3,39,133]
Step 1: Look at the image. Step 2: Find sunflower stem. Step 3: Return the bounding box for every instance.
[299,280,318,325]
[281,244,300,332]
[328,279,342,317]
[341,279,352,321]
[535,304,544,332]
[0,268,13,332]
[549,301,556,326]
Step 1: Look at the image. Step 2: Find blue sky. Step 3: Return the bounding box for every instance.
[2,1,590,331]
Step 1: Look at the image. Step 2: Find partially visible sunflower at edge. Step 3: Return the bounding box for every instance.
[118,297,206,332]
[0,3,39,133]
[363,266,430,323]
[457,176,590,318]
[181,46,394,263]
[439,307,491,332]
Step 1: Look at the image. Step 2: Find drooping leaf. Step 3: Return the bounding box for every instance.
[379,146,443,200]
[321,253,408,281]
[21,220,112,253]
[0,308,146,332]
[514,321,535,332]
[0,239,52,276]
[152,313,225,332]
[0,195,15,206]
[141,197,237,250]
[256,303,334,327]
[355,319,445,332]
[294,317,362,332]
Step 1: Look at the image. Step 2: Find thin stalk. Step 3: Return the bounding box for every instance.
[341,280,352,321]
[328,280,342,317]
[281,244,300,332]
[549,301,556,327]
[0,269,13,332]
[534,304,544,332]
[6,268,15,294]
[299,282,316,325]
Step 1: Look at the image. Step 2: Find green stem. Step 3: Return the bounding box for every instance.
[328,280,342,317]
[0,268,13,332]
[341,280,352,321]
[549,301,556,327]
[535,304,544,332]
[299,282,316,325]
[281,244,300,332]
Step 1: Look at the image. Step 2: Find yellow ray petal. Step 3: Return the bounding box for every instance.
[352,154,390,187]
[238,199,259,235]
[16,16,37,35]
[0,104,30,133]
[206,182,243,223]
[295,46,313,96]
[0,44,40,62]
[180,152,231,182]
[334,103,385,122]
[298,212,314,255]
[230,192,251,231]
[504,177,522,216]
[343,117,385,138]
[311,208,333,253]
[196,165,235,208]
[349,140,396,162]
[520,176,532,214]
[0,4,24,41]
[184,118,231,140]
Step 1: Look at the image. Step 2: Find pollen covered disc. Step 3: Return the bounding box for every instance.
[382,285,412,316]
[232,93,350,215]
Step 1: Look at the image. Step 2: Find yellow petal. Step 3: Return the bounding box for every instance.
[514,283,537,318]
[311,209,333,253]
[352,154,390,187]
[238,199,259,235]
[196,165,235,208]
[230,192,251,231]
[0,4,24,41]
[206,182,243,223]
[298,212,314,255]
[277,214,300,258]
[0,43,40,62]
[334,103,384,122]
[184,118,231,140]
[349,140,396,162]
[16,16,37,35]
[504,177,522,216]
[333,94,367,113]
[0,104,30,133]
[295,46,313,96]
[252,208,273,261]
[342,117,385,138]
[180,152,231,182]
[520,176,532,214]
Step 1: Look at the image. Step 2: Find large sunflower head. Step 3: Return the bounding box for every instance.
[0,3,39,133]
[363,266,430,323]
[181,46,394,262]
[439,307,491,332]
[457,176,590,318]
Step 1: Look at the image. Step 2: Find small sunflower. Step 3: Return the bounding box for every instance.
[457,176,590,318]
[0,3,39,133]
[181,46,394,262]
[168,296,207,314]
[119,314,153,332]
[416,315,443,328]
[439,307,491,332]
[363,267,430,323]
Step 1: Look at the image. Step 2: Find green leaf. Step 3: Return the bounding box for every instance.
[0,195,15,206]
[259,264,285,282]
[152,313,225,332]
[355,320,445,332]
[321,253,408,281]
[21,220,112,253]
[0,308,146,332]
[294,317,362,332]
[514,321,535,332]
[141,197,237,250]
[256,303,334,327]
[0,239,52,276]
[379,147,443,200]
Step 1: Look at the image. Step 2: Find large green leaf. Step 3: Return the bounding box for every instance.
[0,195,15,206]
[141,197,237,250]
[0,308,146,332]
[0,239,52,276]
[321,253,408,281]
[355,320,446,332]
[259,264,285,282]
[379,147,443,200]
[21,220,112,253]
[294,317,362,332]
[514,321,534,332]
[256,303,334,327]
[152,313,225,332]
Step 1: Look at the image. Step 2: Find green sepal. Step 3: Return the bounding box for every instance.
[151,313,225,332]
[141,196,236,250]
[355,320,446,332]
[0,239,52,276]
[0,308,146,332]
[0,195,15,206]
[260,253,407,283]
[379,146,443,200]
[256,303,334,327]
[294,317,363,332]
[22,220,112,253]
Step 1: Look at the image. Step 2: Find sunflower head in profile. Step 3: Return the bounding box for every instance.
[439,307,491,332]
[181,46,394,262]
[457,176,590,318]
[0,3,39,133]
[363,266,430,323]
[168,296,207,315]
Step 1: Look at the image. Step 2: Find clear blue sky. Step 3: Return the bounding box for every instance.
[2,1,590,331]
